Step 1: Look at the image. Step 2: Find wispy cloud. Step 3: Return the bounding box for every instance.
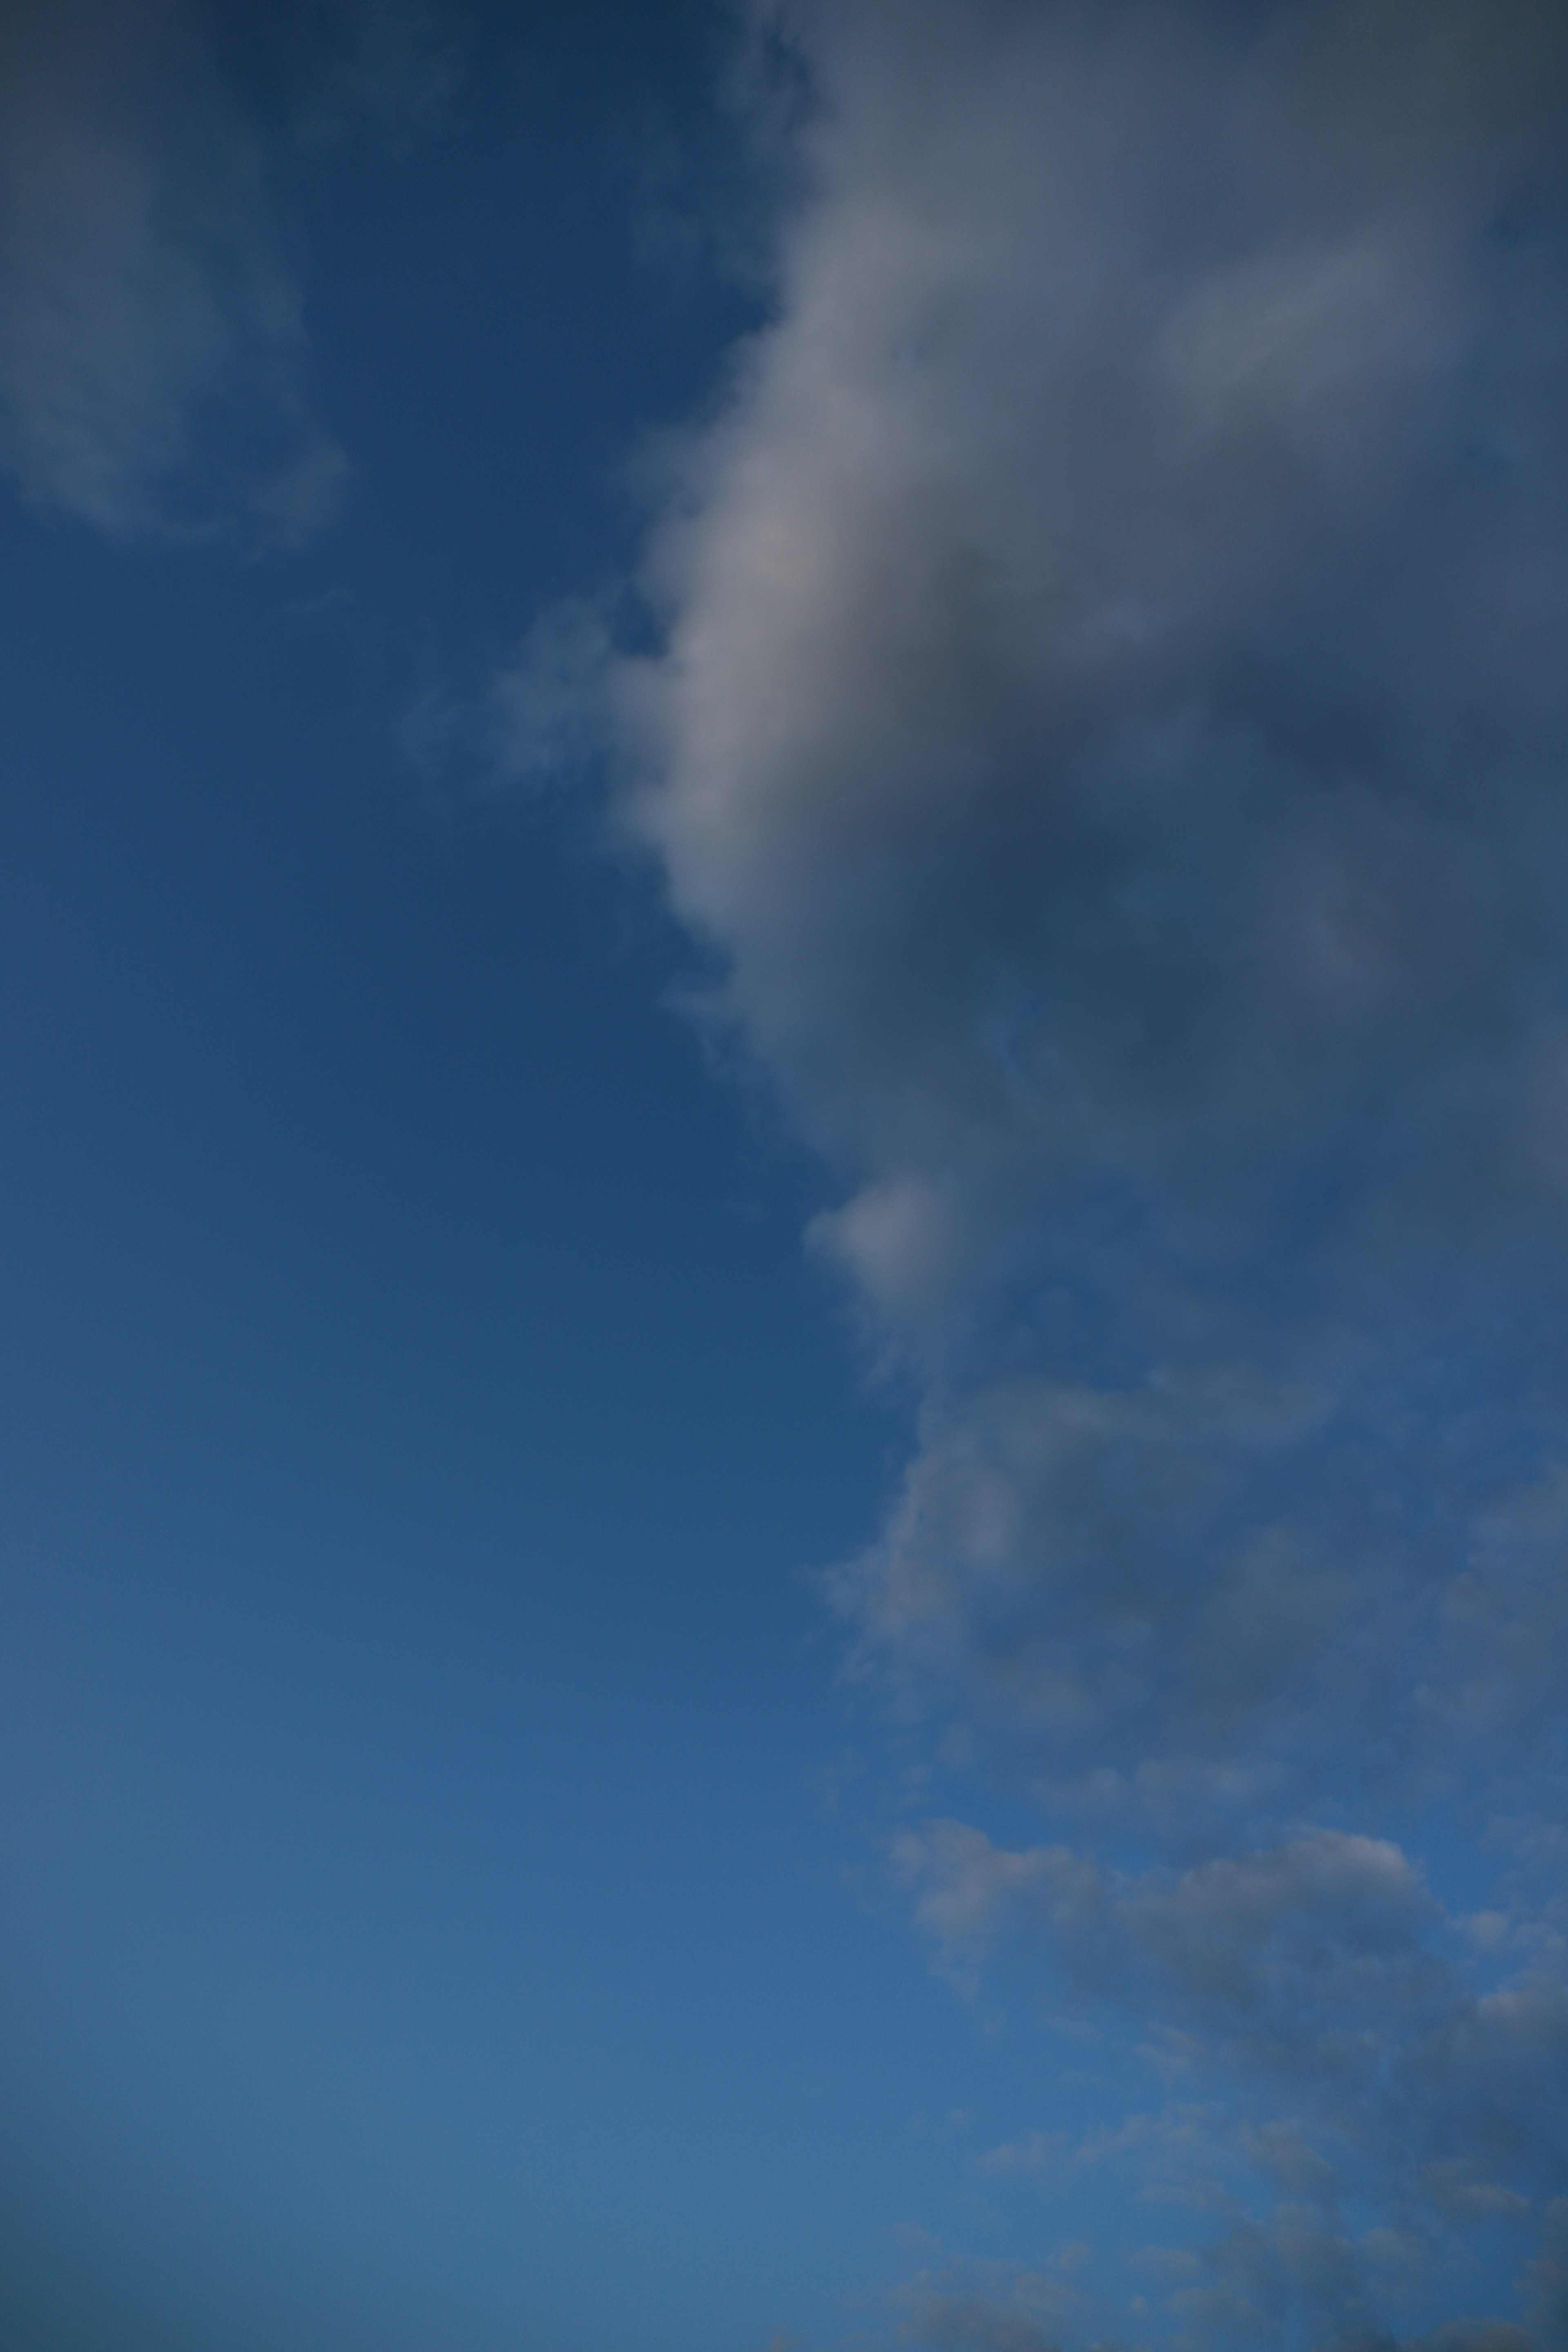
[0,0,459,545]
[597,0,1568,2339]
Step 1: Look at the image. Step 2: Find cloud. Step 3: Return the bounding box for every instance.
[282,0,467,154]
[900,2293,1064,2352]
[898,1819,1568,2206]
[599,0,1568,2339]
[0,0,455,543]
[491,599,616,784]
[896,2257,1081,2352]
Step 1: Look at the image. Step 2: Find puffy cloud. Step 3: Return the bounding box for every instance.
[606,0,1568,2338]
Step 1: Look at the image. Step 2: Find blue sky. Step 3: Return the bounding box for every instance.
[3,6,1568,2350]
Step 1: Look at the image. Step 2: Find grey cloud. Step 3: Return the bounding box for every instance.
[626,2,1568,1268]
[605,0,1568,2338]
[616,0,1568,1831]
[898,1817,1568,2339]
[896,2258,1083,2352]
[831,1364,1568,1840]
[895,1822,1447,2069]
[901,2297,1064,2352]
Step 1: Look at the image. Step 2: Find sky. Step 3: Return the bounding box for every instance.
[2,4,1567,2349]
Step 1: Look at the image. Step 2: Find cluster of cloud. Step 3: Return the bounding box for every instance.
[0,0,456,544]
[583,1,1568,2341]
[901,1820,1567,2272]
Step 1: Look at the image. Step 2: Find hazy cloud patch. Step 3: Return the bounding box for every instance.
[0,0,457,544]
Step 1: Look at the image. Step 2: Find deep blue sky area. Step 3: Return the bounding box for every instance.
[0,422,939,2349]
[292,5,757,637]
[4,7,1568,2351]
[0,24,937,2336]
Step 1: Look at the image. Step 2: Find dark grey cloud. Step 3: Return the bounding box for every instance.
[602,0,1568,2339]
